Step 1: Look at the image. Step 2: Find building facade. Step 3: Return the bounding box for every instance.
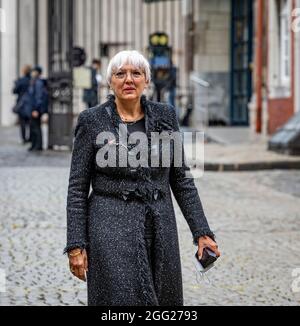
[190,0,232,127]
[1,0,299,134]
[266,0,296,134]
[295,0,300,115]
[0,0,48,127]
[0,0,189,127]
[251,0,299,135]
[187,0,300,134]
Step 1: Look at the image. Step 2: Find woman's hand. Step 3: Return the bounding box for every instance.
[198,236,221,259]
[68,249,88,282]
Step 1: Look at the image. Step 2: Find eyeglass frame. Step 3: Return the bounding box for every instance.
[112,69,145,80]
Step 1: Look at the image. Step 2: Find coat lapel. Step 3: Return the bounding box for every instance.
[104,94,157,140]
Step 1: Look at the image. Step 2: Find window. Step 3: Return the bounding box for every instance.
[280,0,291,87]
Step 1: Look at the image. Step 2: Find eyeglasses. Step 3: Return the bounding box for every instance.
[113,70,144,80]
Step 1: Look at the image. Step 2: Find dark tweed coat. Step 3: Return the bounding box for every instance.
[64,95,215,306]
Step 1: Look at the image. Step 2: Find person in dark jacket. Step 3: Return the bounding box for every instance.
[13,65,32,144]
[65,50,220,306]
[83,59,102,108]
[28,66,48,152]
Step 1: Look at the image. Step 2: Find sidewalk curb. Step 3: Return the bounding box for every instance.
[204,160,300,171]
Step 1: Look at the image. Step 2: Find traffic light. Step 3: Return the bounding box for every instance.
[148,32,173,101]
[149,32,169,47]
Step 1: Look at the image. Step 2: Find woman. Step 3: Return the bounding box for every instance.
[65,50,220,306]
[12,65,32,144]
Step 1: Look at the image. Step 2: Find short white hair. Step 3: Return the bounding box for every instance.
[106,50,151,86]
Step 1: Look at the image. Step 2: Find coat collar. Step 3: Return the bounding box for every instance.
[105,94,154,138]
[103,95,175,183]
[105,94,173,138]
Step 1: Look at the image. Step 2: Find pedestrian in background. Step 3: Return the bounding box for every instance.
[83,59,102,108]
[12,65,32,144]
[28,66,48,152]
[65,50,220,306]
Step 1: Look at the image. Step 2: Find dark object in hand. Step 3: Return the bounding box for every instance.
[196,248,218,269]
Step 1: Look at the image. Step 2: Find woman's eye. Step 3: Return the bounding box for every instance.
[133,72,142,77]
[115,72,125,78]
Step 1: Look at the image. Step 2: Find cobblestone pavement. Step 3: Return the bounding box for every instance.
[0,128,300,306]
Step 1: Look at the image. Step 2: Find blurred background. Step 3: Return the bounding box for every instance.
[0,0,300,306]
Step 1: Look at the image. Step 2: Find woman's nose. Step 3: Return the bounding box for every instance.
[125,73,134,82]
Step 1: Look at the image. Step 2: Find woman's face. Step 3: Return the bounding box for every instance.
[31,70,39,79]
[110,64,148,102]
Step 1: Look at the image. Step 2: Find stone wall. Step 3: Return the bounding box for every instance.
[192,0,231,126]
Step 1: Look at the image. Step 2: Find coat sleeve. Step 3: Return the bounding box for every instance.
[168,108,215,245]
[64,112,94,254]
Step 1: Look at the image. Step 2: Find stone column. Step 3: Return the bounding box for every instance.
[18,0,36,71]
[37,0,48,77]
[295,0,300,112]
[0,0,18,126]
